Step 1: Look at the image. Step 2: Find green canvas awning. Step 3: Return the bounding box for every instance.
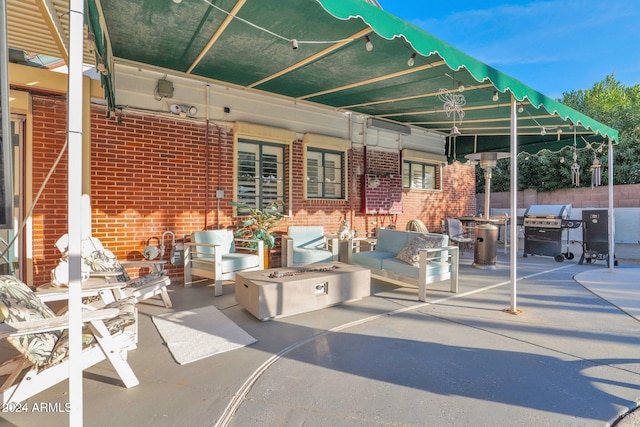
[86,0,618,160]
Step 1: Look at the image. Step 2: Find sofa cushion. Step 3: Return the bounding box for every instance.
[376,229,418,254]
[350,251,396,269]
[396,234,446,266]
[293,247,334,265]
[381,258,451,278]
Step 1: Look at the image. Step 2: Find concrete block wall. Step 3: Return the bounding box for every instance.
[477,185,640,244]
[479,185,640,211]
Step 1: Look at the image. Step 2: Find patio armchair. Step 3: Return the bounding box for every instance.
[183,230,264,296]
[0,275,139,405]
[282,226,339,267]
[445,218,474,254]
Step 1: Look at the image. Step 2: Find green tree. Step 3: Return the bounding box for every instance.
[476,74,640,192]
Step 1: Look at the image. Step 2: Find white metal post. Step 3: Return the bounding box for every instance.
[68,0,85,425]
[509,94,518,313]
[608,138,614,272]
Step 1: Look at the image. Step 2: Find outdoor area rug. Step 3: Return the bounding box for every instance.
[152,306,257,365]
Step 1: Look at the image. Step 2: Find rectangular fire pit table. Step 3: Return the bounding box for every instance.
[235,262,371,321]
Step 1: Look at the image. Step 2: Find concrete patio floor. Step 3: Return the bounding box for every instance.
[2,243,640,426]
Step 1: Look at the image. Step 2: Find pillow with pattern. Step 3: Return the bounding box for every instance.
[396,234,445,266]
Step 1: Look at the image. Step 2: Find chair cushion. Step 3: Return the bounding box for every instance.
[350,251,396,269]
[222,253,261,273]
[191,253,261,274]
[292,248,333,265]
[84,250,130,282]
[396,234,446,266]
[50,297,137,364]
[126,272,167,289]
[192,230,235,256]
[0,275,61,366]
[287,226,326,249]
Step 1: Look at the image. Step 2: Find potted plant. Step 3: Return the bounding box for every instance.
[230,201,284,268]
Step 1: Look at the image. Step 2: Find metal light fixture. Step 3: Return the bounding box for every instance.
[170,104,198,117]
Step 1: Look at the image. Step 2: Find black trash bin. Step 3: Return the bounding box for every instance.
[473,223,498,270]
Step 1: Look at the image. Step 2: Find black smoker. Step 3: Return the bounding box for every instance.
[579,209,618,267]
[522,204,581,262]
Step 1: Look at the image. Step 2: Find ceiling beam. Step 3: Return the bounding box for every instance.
[248,28,372,89]
[424,114,573,126]
[35,0,68,63]
[379,102,514,118]
[340,83,495,109]
[186,0,247,75]
[298,60,446,100]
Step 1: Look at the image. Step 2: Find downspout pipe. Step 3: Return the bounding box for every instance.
[204,85,210,230]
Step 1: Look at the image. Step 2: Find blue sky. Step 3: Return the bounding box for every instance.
[377,0,640,100]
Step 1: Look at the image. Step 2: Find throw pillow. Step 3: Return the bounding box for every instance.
[396,234,445,266]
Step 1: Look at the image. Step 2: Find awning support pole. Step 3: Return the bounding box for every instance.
[68,0,85,425]
[608,138,614,272]
[509,94,518,313]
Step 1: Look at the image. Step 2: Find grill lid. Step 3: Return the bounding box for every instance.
[524,204,571,219]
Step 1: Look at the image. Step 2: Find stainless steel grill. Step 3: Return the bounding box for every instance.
[522,204,580,262]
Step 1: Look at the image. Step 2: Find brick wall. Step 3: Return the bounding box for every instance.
[29,99,476,284]
[31,97,68,284]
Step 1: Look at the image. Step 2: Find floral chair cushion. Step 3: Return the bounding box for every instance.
[396,234,445,266]
[125,272,165,289]
[83,250,130,282]
[0,275,137,368]
[49,296,136,362]
[0,275,62,367]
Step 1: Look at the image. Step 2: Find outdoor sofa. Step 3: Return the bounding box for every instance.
[345,228,459,301]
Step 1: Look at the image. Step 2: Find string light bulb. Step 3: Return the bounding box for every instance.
[86,32,97,52]
[590,157,601,188]
[96,60,108,75]
[492,91,499,102]
[518,104,524,113]
[457,81,465,92]
[364,36,373,51]
[407,52,416,67]
[540,127,546,136]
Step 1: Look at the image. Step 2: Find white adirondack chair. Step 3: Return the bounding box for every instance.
[0,275,139,405]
